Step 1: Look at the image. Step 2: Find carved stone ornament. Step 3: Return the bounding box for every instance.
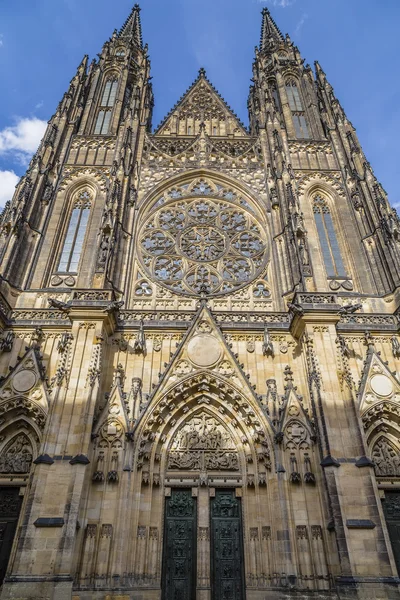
[0,433,33,474]
[372,439,400,477]
[167,413,239,471]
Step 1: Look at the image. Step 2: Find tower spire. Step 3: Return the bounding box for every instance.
[260,7,284,51]
[118,3,143,48]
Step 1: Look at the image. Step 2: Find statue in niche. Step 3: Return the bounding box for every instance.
[0,434,33,474]
[373,439,400,477]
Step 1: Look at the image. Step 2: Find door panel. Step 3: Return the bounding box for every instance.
[211,489,245,600]
[0,487,22,584]
[383,492,400,575]
[162,489,197,600]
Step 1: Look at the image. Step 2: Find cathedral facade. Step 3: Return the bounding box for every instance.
[0,5,400,600]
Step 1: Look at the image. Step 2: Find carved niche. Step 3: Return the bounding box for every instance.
[372,438,400,477]
[0,433,33,474]
[167,413,239,471]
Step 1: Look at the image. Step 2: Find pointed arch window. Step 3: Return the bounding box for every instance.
[313,195,346,277]
[285,79,310,139]
[94,78,118,135]
[58,190,92,273]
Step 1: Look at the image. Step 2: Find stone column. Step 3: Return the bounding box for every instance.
[197,486,211,600]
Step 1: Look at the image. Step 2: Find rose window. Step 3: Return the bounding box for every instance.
[138,196,268,296]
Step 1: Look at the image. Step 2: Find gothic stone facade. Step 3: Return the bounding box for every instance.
[0,6,399,600]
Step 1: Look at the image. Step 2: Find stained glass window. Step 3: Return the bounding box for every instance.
[58,191,91,273]
[285,80,310,139]
[94,78,118,135]
[313,195,346,277]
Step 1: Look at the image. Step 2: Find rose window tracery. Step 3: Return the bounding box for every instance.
[138,190,268,296]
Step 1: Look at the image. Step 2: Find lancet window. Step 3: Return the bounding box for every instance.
[94,78,118,135]
[285,79,310,139]
[58,190,92,273]
[313,194,346,277]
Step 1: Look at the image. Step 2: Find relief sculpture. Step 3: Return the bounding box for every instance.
[0,434,33,474]
[373,439,400,477]
[168,414,239,471]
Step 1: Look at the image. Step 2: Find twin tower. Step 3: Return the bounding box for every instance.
[0,5,399,600]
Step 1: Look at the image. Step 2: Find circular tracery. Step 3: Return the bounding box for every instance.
[138,194,268,296]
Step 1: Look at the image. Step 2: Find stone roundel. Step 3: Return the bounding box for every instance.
[370,374,393,398]
[187,334,222,368]
[13,370,37,393]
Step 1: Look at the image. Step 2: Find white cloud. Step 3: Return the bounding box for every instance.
[295,13,308,35]
[258,0,295,7]
[0,117,47,163]
[0,170,19,206]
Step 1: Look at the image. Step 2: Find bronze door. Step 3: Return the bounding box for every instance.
[162,489,197,600]
[0,487,22,584]
[383,492,400,575]
[211,489,245,600]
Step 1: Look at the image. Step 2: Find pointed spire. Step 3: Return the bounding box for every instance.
[260,7,284,51]
[118,4,143,48]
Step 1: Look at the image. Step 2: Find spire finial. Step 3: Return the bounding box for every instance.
[118,3,143,48]
[260,5,284,51]
[198,67,206,77]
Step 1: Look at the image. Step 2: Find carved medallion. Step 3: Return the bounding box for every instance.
[187,334,222,367]
[12,370,37,393]
[370,374,393,398]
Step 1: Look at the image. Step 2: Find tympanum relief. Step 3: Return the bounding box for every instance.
[167,414,239,471]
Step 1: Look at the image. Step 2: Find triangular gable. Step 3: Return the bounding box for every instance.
[155,69,249,137]
[0,348,49,413]
[358,347,400,416]
[144,302,260,404]
[93,378,130,438]
[277,367,314,439]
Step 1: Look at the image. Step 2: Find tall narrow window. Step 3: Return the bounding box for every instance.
[94,78,118,135]
[285,80,310,139]
[58,190,92,273]
[313,195,346,277]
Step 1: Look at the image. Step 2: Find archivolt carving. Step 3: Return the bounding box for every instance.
[296,172,345,199]
[135,372,273,474]
[58,167,109,192]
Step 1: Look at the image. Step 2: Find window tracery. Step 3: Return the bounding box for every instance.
[313,194,346,278]
[285,79,309,139]
[58,190,92,273]
[94,78,118,135]
[138,179,268,296]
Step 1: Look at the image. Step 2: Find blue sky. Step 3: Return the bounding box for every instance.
[0,0,399,211]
